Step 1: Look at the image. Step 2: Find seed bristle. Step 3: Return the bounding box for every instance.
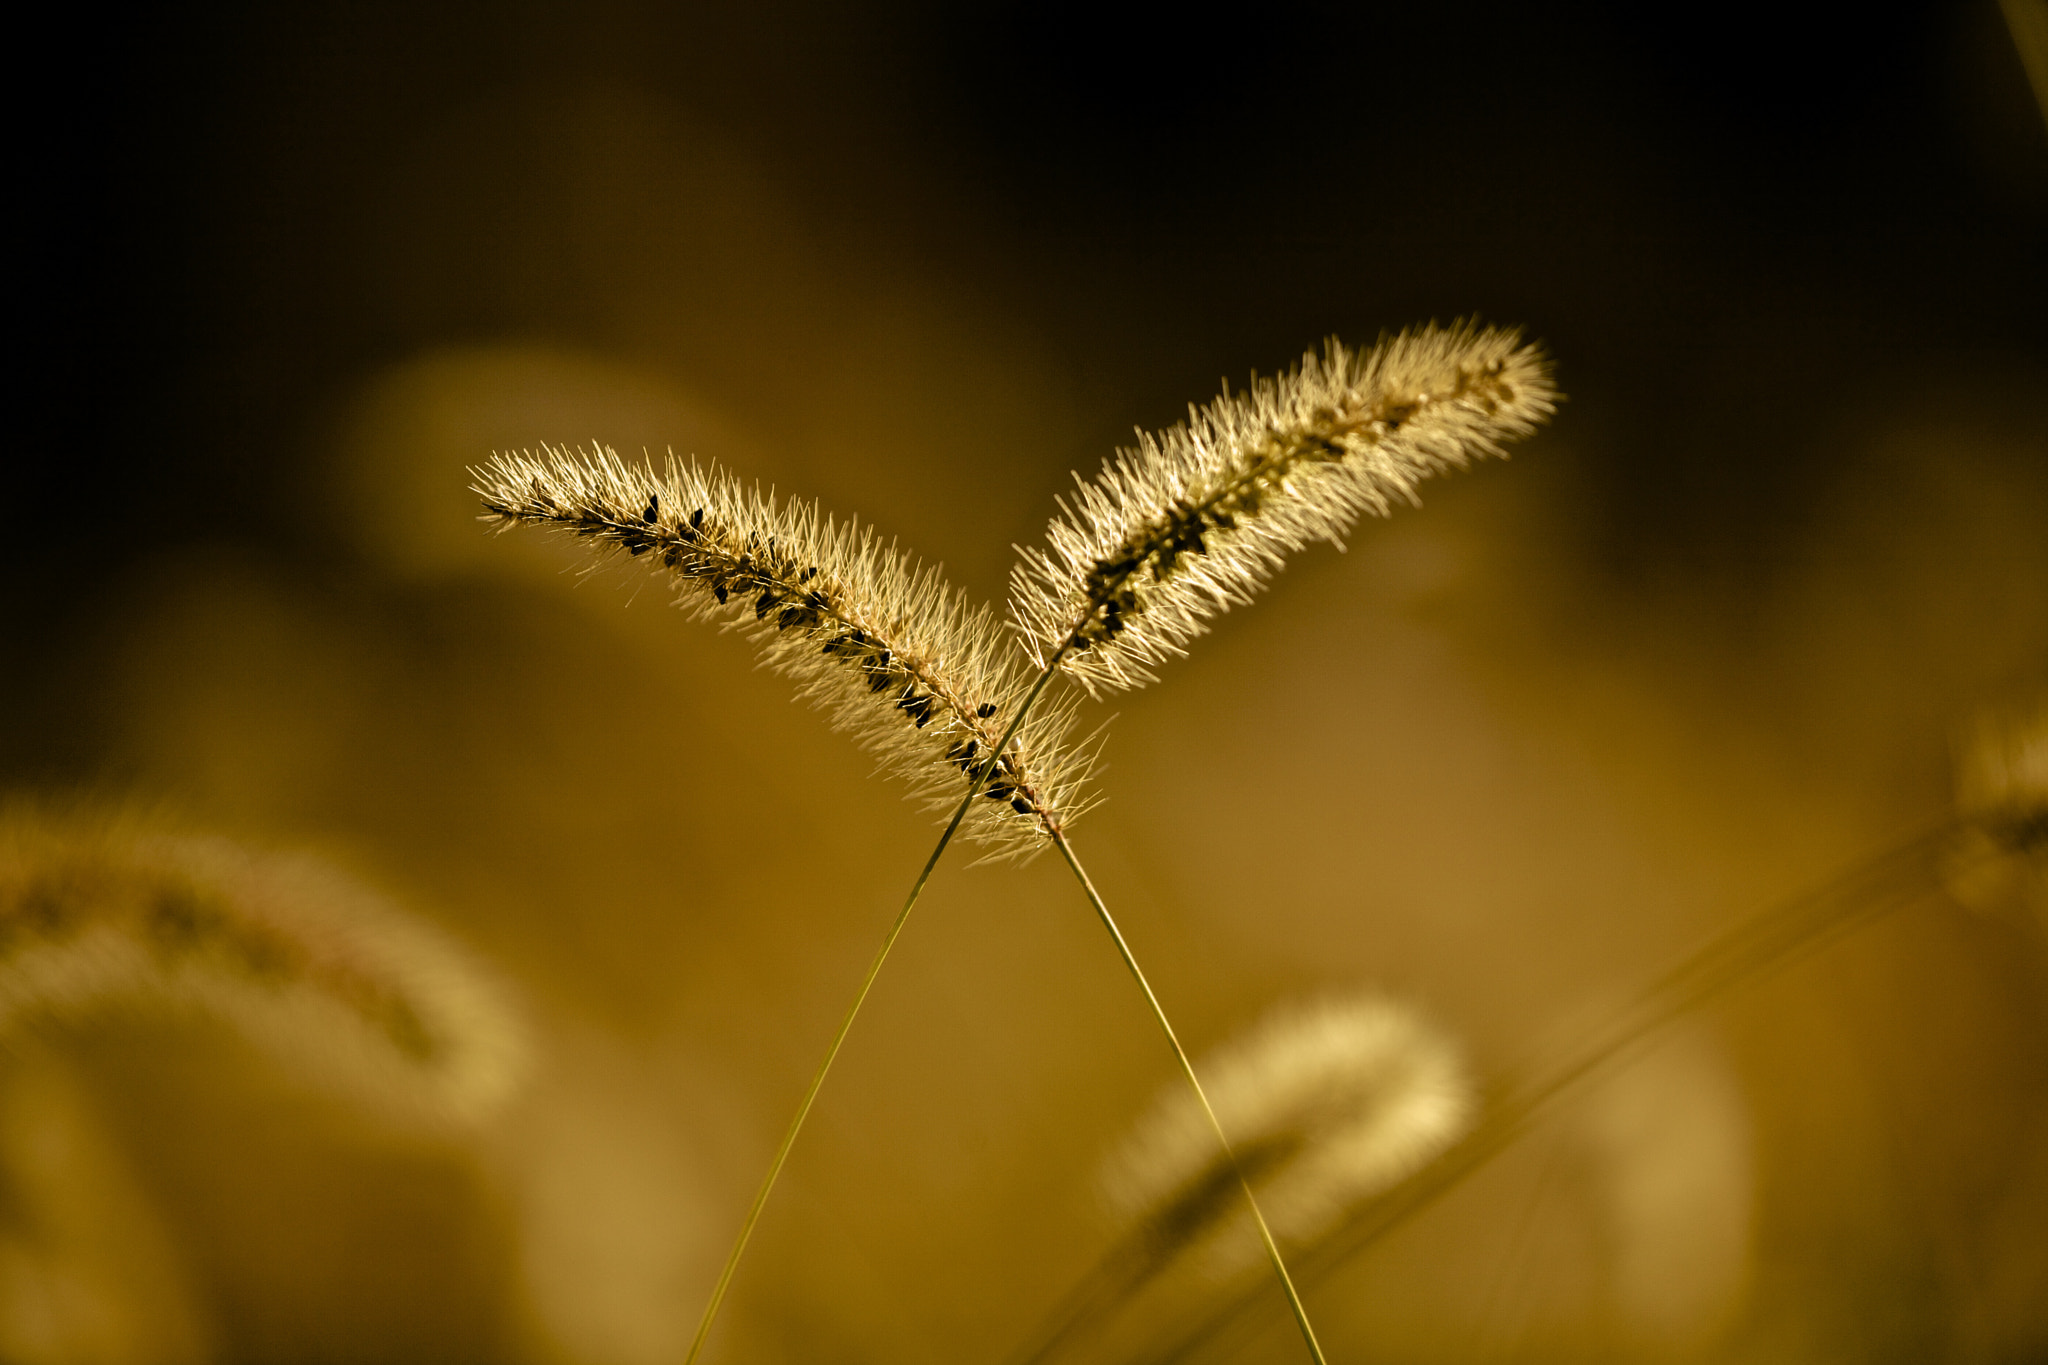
[473,446,1093,859]
[1010,322,1558,695]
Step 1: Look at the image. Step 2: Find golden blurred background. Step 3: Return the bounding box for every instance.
[8,3,2048,1361]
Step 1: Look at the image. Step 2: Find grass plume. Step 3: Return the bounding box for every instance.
[1010,992,1471,1365]
[476,445,1090,859]
[1010,322,1556,694]
[0,804,526,1126]
[1947,695,2048,926]
[1104,992,1473,1267]
[1954,695,2047,853]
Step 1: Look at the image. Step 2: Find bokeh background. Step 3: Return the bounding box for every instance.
[9,3,2048,1361]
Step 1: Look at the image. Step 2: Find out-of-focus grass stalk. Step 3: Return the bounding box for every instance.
[2001,0,2048,131]
[1049,828,1330,1365]
[1009,993,1470,1365]
[0,806,526,1126]
[1136,824,1967,1365]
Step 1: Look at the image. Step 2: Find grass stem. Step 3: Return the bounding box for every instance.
[1135,823,1961,1365]
[1049,827,1329,1365]
[684,659,1069,1363]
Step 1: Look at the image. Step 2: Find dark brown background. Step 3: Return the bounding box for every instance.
[8,4,2048,1362]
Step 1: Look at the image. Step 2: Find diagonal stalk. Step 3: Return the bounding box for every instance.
[688,633,1326,1365]
[1049,827,1329,1365]
[684,659,1069,1363]
[1136,823,1964,1365]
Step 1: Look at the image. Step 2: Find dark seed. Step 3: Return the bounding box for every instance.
[976,703,997,718]
[642,494,658,523]
[1010,797,1032,815]
[714,585,728,604]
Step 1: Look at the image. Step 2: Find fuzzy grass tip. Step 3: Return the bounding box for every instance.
[476,447,1091,860]
[1011,321,1556,694]
[0,805,526,1125]
[1101,991,1474,1270]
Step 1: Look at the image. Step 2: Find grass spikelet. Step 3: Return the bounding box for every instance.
[1947,696,2047,924]
[1955,695,2048,853]
[475,445,1089,859]
[1011,322,1557,693]
[0,804,526,1125]
[1007,992,1470,1364]
[1104,992,1473,1269]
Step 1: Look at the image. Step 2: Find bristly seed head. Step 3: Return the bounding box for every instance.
[1946,697,2048,921]
[1956,696,2048,854]
[474,446,1094,860]
[0,803,527,1127]
[1011,321,1558,694]
[1101,991,1473,1271]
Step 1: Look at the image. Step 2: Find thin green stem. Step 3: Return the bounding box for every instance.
[684,658,1069,1364]
[1049,828,1329,1365]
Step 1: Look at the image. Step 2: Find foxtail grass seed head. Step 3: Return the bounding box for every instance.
[475,447,1090,860]
[0,806,526,1126]
[1947,697,2048,923]
[1956,696,2048,853]
[1012,322,1557,694]
[1101,992,1473,1269]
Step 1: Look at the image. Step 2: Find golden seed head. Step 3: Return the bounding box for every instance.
[1012,321,1558,694]
[1956,695,2048,852]
[474,446,1091,859]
